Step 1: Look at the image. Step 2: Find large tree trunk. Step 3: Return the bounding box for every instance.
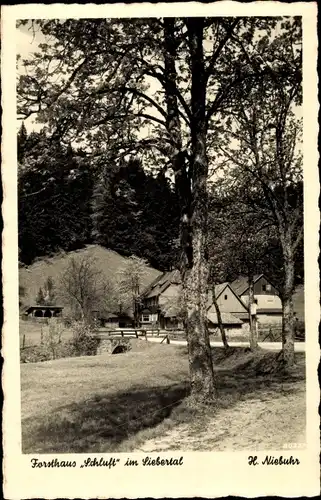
[185,19,216,403]
[212,286,229,348]
[281,233,295,367]
[163,18,216,403]
[184,247,215,402]
[163,19,192,272]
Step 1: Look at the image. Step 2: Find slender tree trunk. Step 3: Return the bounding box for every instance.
[212,286,229,348]
[133,297,138,328]
[79,305,85,321]
[281,233,295,367]
[248,275,258,350]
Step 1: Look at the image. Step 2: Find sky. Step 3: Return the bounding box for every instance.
[16,21,49,62]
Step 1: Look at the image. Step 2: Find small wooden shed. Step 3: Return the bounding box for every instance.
[23,305,64,318]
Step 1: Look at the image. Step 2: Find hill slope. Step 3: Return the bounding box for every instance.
[19,245,162,309]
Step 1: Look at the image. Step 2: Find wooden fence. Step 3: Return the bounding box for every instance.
[97,328,174,343]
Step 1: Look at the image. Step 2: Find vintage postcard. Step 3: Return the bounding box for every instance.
[2,2,320,498]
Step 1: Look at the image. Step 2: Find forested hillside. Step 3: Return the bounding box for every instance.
[18,125,179,271]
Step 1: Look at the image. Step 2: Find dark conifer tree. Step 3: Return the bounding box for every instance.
[17,122,28,163]
[18,132,94,264]
[91,158,179,270]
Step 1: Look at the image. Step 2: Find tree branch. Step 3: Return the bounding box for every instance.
[145,68,191,125]
[98,85,168,120]
[205,19,240,79]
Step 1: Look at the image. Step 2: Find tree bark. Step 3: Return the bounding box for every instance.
[185,19,216,403]
[163,19,192,275]
[281,232,295,367]
[248,275,258,350]
[163,18,216,403]
[212,286,229,348]
[133,297,139,328]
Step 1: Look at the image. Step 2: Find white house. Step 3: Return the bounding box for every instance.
[230,274,283,325]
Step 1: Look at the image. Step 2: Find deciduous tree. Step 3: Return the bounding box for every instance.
[116,255,149,327]
[59,255,116,320]
[214,17,302,366]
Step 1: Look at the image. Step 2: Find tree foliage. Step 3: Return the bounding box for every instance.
[59,255,117,320]
[209,17,302,365]
[116,255,149,326]
[91,157,179,270]
[18,127,94,264]
[35,287,45,305]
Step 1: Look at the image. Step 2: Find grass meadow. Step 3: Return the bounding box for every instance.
[21,340,306,453]
[20,320,74,347]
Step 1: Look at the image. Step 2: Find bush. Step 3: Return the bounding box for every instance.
[42,319,64,359]
[21,345,50,363]
[20,320,101,363]
[70,321,101,356]
[62,316,73,328]
[20,341,75,363]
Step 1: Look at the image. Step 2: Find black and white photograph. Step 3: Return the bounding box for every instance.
[2,3,319,498]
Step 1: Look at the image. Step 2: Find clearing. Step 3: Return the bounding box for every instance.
[21,341,306,453]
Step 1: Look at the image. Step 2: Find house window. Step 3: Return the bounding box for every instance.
[142,314,150,322]
[224,295,228,300]
[262,284,266,291]
[266,284,271,291]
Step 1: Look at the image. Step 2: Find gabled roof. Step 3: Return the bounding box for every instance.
[98,312,119,320]
[237,312,250,320]
[145,281,171,298]
[230,274,264,295]
[206,282,249,312]
[141,305,159,314]
[141,270,181,299]
[214,282,230,298]
[207,312,243,326]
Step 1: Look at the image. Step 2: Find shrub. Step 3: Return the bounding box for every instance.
[70,321,101,356]
[42,319,64,359]
[21,345,50,363]
[20,320,101,363]
[63,316,73,328]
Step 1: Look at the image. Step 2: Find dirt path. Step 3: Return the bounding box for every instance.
[133,386,306,452]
